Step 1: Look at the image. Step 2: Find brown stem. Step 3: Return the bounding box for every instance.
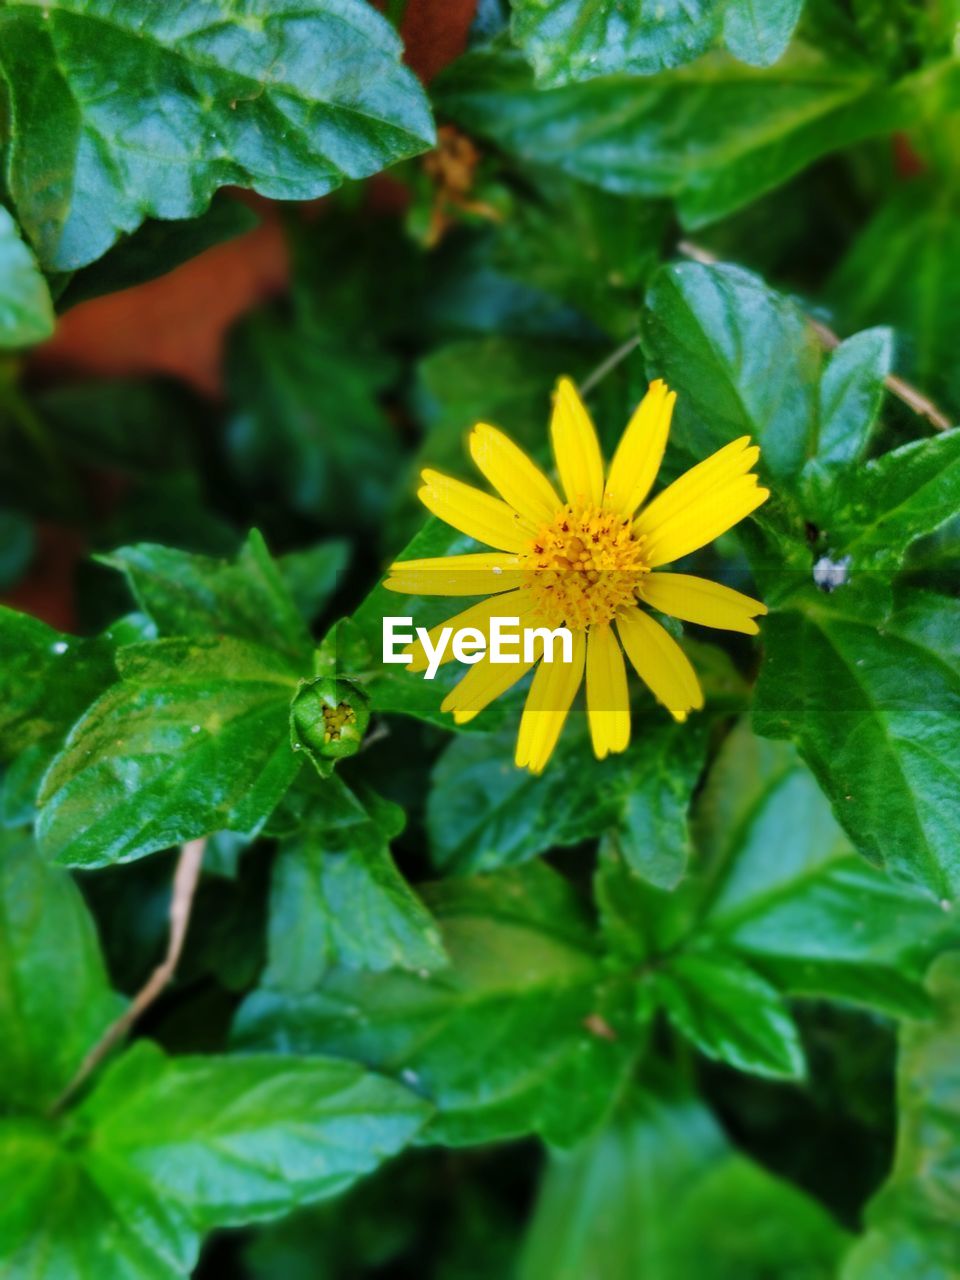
[50,837,207,1114]
[578,333,642,398]
[676,240,952,432]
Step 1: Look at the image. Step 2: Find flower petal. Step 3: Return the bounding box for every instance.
[586,622,630,759]
[550,377,604,507]
[603,379,676,516]
[405,590,535,673]
[469,423,561,526]
[441,652,537,724]
[616,607,703,722]
[515,627,586,774]
[385,553,524,596]
[640,573,767,635]
[419,470,535,553]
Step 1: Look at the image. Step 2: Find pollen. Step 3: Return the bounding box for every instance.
[322,702,357,744]
[519,503,649,630]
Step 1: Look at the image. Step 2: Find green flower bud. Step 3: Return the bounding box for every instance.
[289,676,370,773]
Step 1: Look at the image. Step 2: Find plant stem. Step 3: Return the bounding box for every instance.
[677,239,953,432]
[50,837,207,1114]
[578,334,643,398]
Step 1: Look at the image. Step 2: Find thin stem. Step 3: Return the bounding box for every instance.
[578,333,642,398]
[50,837,207,1115]
[676,239,953,432]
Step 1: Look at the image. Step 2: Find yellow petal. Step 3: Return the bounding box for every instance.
[419,470,535,553]
[550,377,604,507]
[406,590,535,673]
[644,476,769,567]
[616,607,703,722]
[385,553,524,596]
[515,627,586,774]
[469,423,561,526]
[640,573,767,635]
[636,436,758,536]
[441,652,537,724]
[603,380,676,516]
[586,622,630,759]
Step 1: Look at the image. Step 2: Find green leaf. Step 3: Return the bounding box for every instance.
[265,775,446,984]
[755,589,960,900]
[651,948,807,1080]
[808,326,893,473]
[428,717,709,888]
[226,307,403,526]
[0,834,123,1112]
[37,636,303,867]
[235,863,635,1148]
[510,0,802,88]
[520,1078,849,1280]
[0,1042,430,1278]
[0,204,55,347]
[692,723,955,1018]
[828,181,960,421]
[276,540,350,626]
[436,45,944,229]
[0,0,435,270]
[58,196,259,308]
[820,429,960,570]
[642,260,822,482]
[100,530,313,664]
[842,953,960,1279]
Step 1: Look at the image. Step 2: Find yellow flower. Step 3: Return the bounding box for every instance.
[385,377,769,774]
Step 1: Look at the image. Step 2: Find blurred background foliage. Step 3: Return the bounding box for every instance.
[1,0,959,1277]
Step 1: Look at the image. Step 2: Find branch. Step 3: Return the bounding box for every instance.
[50,837,207,1114]
[578,333,642,398]
[676,240,952,432]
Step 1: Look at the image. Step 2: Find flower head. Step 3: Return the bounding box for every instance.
[385,378,769,774]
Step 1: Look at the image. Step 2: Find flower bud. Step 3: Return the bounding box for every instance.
[289,676,370,773]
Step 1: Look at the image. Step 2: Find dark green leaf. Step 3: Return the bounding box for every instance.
[643,261,822,482]
[0,834,123,1111]
[843,953,960,1278]
[100,530,313,663]
[37,636,302,867]
[235,863,635,1147]
[276,541,350,626]
[808,326,892,473]
[428,717,708,887]
[265,775,446,983]
[651,948,807,1080]
[0,0,435,270]
[0,205,54,347]
[521,1077,848,1279]
[755,589,960,900]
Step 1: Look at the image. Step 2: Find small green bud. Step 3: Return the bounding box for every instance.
[289,676,370,773]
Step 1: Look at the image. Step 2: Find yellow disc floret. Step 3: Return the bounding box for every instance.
[519,503,649,630]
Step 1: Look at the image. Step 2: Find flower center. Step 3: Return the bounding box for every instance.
[321,702,357,743]
[518,504,649,630]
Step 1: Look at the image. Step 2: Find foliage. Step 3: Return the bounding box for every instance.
[0,0,958,1275]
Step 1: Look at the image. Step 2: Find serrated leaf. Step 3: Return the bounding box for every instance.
[651,948,807,1080]
[693,723,955,1017]
[842,953,960,1279]
[755,590,960,900]
[101,530,313,663]
[235,863,635,1148]
[428,717,709,887]
[436,45,942,229]
[0,1042,430,1279]
[0,0,435,270]
[510,0,802,88]
[0,834,124,1112]
[37,636,302,867]
[265,775,446,983]
[0,204,55,347]
[642,260,822,482]
[521,1077,849,1280]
